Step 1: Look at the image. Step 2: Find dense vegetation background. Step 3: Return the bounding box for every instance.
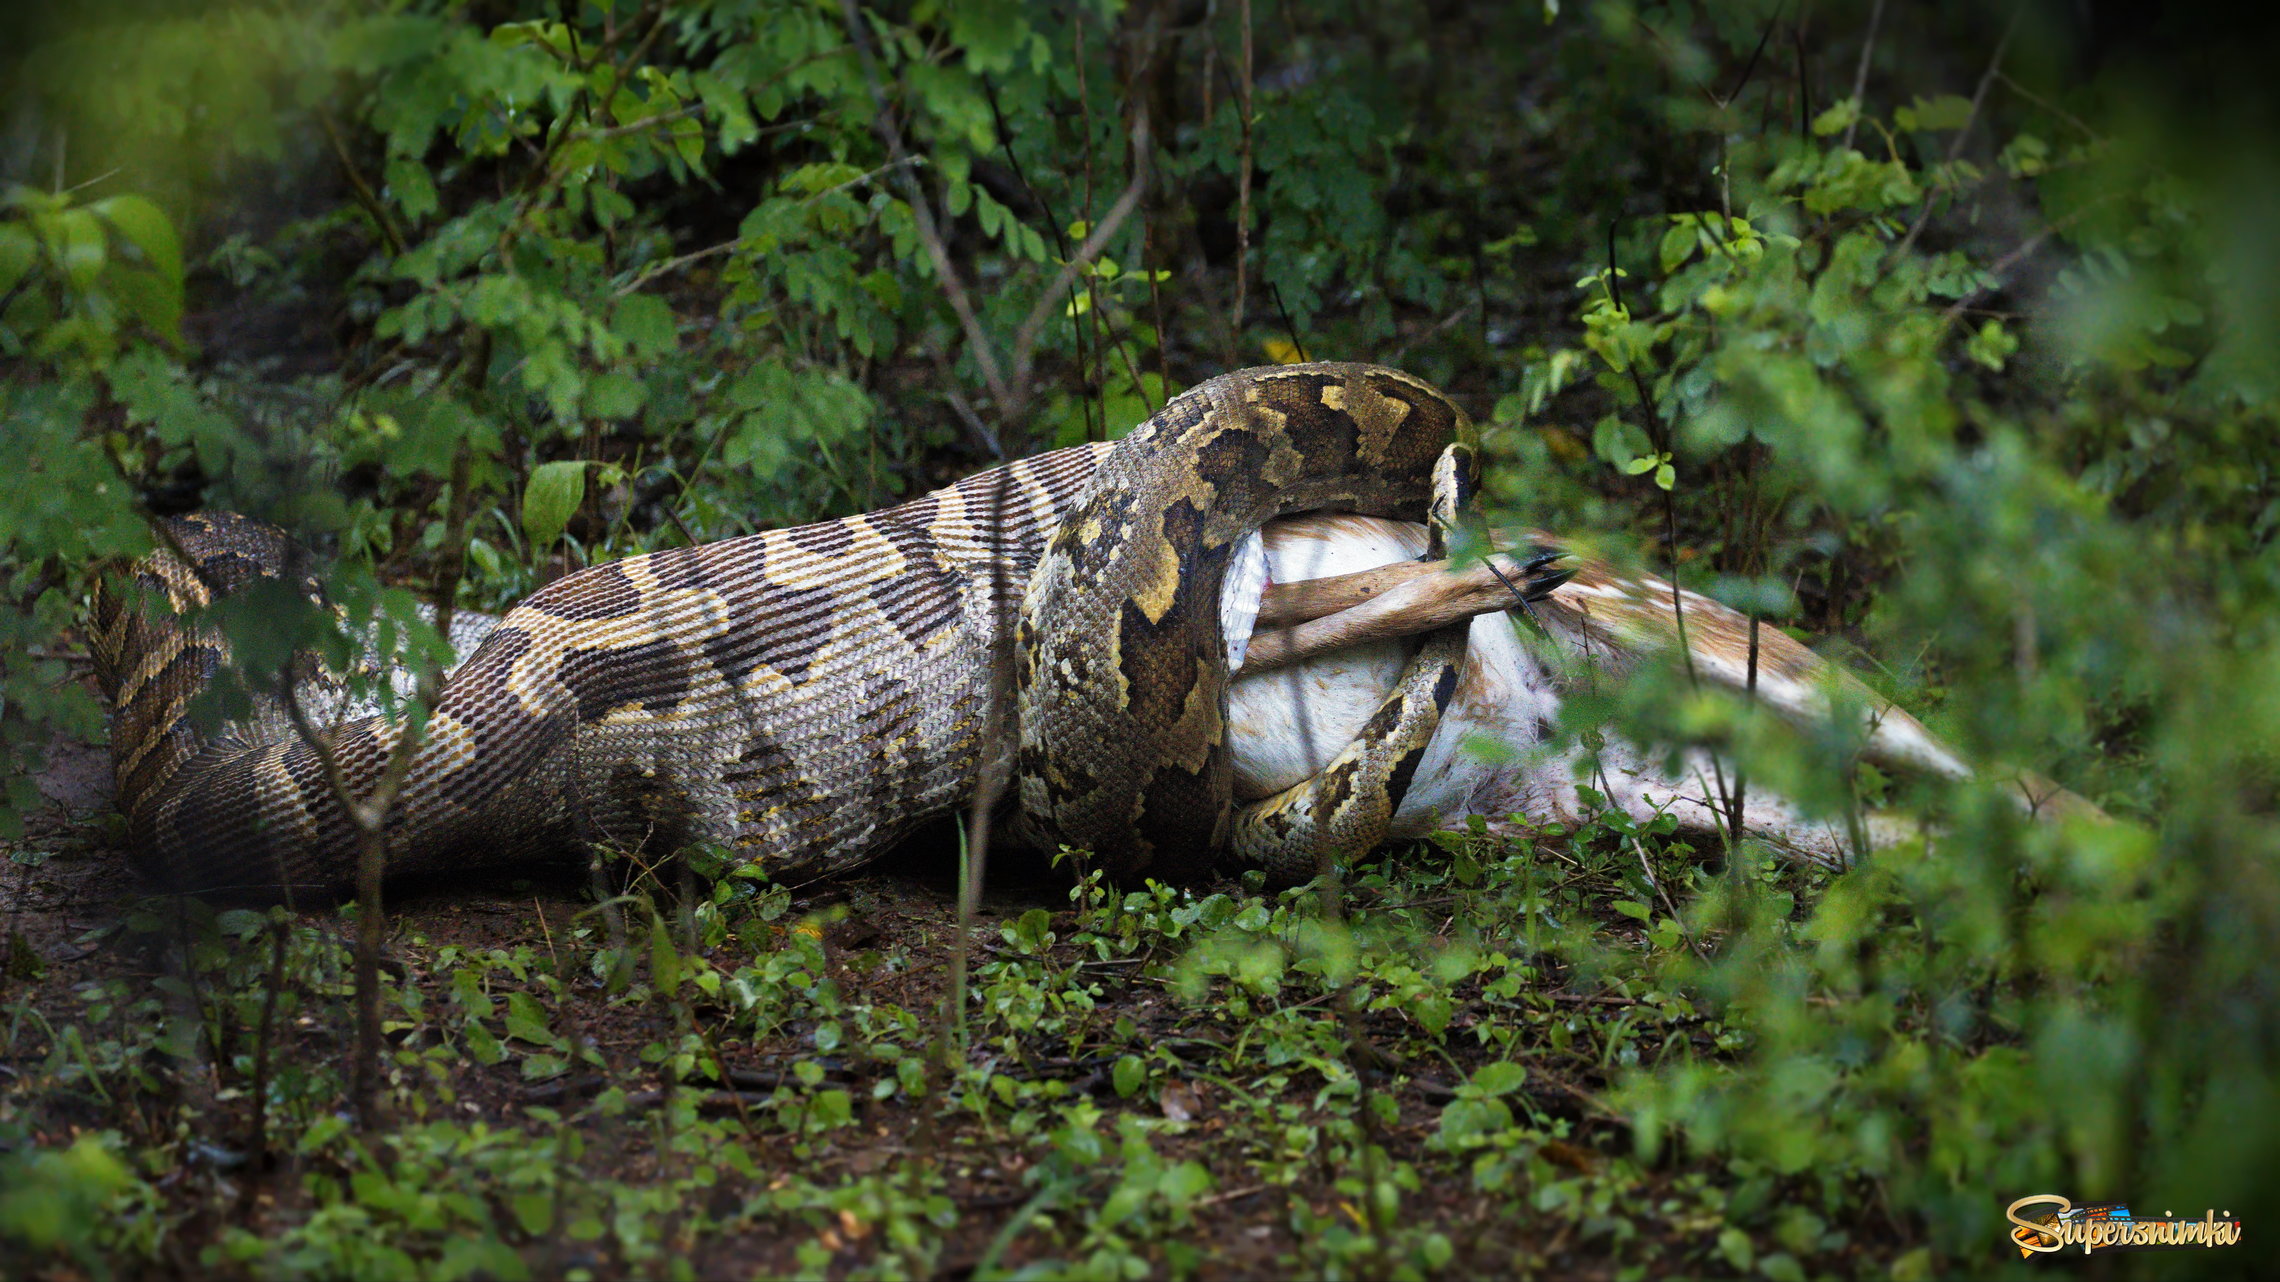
[3,0,2277,1275]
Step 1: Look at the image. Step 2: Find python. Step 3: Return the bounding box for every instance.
[92,364,2095,896]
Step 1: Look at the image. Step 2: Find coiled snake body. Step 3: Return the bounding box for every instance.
[93,363,1499,896]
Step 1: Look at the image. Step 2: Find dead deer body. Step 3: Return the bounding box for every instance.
[1227,513,2101,869]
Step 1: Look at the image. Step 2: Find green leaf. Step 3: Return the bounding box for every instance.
[463,1018,507,1066]
[1592,415,1652,467]
[298,1113,349,1155]
[521,460,587,549]
[1471,1060,1528,1095]
[504,991,562,1048]
[1611,899,1653,921]
[1660,219,1700,274]
[1967,319,2019,371]
[585,369,646,419]
[1157,1160,1213,1204]
[612,293,677,356]
[510,1191,554,1236]
[107,266,183,346]
[43,209,107,291]
[1718,1226,1756,1272]
[214,909,266,939]
[809,1089,852,1128]
[648,913,680,996]
[0,224,35,295]
[1437,1095,1514,1142]
[1113,1055,1145,1098]
[88,195,181,286]
[384,157,440,222]
[1895,94,1973,132]
[952,0,1025,73]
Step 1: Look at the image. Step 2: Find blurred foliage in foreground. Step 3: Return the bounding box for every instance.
[2,0,2277,1274]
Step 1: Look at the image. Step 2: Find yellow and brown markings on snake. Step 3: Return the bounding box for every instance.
[97,446,1112,895]
[98,374,1483,897]
[1016,362,1476,881]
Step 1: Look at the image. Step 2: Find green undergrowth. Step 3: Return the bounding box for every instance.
[4,809,1909,1280]
[4,0,2278,1276]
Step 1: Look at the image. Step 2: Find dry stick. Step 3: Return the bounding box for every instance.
[938,379,1003,456]
[839,3,1150,1090]
[1090,57,1161,419]
[950,452,1022,1073]
[1893,8,2021,260]
[1387,299,1478,366]
[1838,0,1885,150]
[163,897,219,1121]
[1266,281,1307,362]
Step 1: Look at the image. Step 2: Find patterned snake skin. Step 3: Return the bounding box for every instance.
[92,364,1510,897]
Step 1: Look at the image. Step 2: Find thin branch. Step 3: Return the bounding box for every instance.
[274,440,474,1134]
[317,110,405,256]
[1791,14,1813,139]
[1839,0,1885,150]
[613,156,919,297]
[980,76,1090,428]
[1894,8,2021,259]
[1937,189,2123,327]
[1994,69,2102,140]
[1146,219,1171,393]
[511,1,669,232]
[1231,0,1255,342]
[838,0,1014,413]
[1720,2,1786,109]
[1388,299,1478,365]
[1007,115,1151,401]
[1072,10,1105,443]
[1722,613,1760,855]
[935,360,1005,457]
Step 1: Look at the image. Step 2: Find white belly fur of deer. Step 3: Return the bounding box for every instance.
[1224,513,2101,868]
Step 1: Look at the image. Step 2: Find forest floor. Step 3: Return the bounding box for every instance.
[5,706,1901,1279]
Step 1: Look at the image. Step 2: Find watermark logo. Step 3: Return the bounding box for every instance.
[2006,1195,2244,1258]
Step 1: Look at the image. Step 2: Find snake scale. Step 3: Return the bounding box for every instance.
[93,363,1525,897]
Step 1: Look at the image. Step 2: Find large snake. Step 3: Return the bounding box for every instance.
[92,363,1546,897]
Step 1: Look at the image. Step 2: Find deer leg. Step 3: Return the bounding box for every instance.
[1238,548,1569,676]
